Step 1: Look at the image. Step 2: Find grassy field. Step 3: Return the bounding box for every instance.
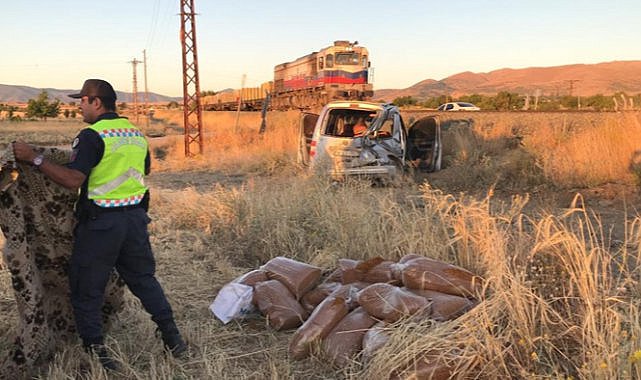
[2,110,641,379]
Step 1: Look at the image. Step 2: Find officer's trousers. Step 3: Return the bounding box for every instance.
[69,207,175,345]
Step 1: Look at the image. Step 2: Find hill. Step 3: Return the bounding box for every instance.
[0,84,180,103]
[374,60,641,101]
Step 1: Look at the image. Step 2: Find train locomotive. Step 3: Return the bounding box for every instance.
[202,40,373,111]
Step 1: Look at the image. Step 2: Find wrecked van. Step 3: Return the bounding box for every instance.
[298,101,442,179]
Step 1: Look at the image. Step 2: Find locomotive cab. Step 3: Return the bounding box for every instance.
[272,40,374,110]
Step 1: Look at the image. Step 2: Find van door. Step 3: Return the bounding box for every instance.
[406,116,442,172]
[298,112,319,166]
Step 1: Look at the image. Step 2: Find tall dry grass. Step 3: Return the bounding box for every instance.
[0,119,85,146]
[2,110,641,378]
[149,110,300,176]
[438,111,641,189]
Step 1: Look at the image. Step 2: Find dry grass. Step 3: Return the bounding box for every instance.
[433,111,641,190]
[2,110,641,379]
[0,119,85,146]
[149,110,300,176]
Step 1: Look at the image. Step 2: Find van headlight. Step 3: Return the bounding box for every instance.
[359,148,377,165]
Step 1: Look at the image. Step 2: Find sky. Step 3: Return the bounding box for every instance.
[1,0,640,97]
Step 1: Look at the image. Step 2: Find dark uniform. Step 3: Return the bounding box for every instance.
[66,112,183,351]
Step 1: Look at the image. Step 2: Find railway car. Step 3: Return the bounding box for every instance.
[271,40,373,110]
[202,82,273,111]
[202,40,373,111]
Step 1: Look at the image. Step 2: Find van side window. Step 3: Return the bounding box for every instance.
[319,57,324,70]
[326,54,334,68]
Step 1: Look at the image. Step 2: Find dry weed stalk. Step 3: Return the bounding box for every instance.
[357,185,641,379]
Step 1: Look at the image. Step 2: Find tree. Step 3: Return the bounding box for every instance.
[492,91,523,111]
[26,90,60,120]
[393,96,417,107]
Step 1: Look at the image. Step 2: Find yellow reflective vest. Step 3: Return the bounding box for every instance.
[87,119,148,207]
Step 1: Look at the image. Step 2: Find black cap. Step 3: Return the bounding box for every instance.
[68,79,117,100]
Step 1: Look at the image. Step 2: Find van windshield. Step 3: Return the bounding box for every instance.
[323,109,378,137]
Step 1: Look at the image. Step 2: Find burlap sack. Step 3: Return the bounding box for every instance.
[392,254,426,281]
[301,282,341,313]
[235,269,269,287]
[253,280,308,330]
[288,295,349,360]
[262,256,321,299]
[348,281,374,291]
[329,283,361,310]
[406,288,478,321]
[362,260,399,285]
[400,256,482,297]
[399,253,424,264]
[361,321,390,361]
[322,307,377,368]
[333,258,362,284]
[357,283,429,322]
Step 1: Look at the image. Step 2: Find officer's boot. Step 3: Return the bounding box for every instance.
[84,344,119,371]
[156,322,188,358]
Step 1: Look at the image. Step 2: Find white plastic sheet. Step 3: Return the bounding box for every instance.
[210,282,255,324]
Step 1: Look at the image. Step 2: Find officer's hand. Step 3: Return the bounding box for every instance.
[12,141,37,163]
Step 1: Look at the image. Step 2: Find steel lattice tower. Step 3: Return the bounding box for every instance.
[129,58,141,124]
[179,0,203,156]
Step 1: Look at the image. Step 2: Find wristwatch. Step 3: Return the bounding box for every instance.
[32,154,44,167]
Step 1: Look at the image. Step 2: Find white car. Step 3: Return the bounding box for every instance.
[298,101,442,180]
[437,102,480,111]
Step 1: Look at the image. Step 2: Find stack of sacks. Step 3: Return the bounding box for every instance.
[226,254,482,371]
[252,256,322,330]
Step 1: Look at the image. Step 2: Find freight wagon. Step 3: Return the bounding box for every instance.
[202,40,373,111]
[202,82,273,111]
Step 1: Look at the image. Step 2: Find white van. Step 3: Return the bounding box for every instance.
[298,101,442,179]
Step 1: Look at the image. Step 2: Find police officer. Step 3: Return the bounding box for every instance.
[13,79,186,371]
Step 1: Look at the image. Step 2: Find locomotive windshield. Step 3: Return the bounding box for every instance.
[335,52,360,65]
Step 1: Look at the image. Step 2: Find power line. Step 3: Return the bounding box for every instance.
[145,0,162,49]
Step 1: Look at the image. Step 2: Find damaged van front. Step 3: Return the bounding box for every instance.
[298,101,442,180]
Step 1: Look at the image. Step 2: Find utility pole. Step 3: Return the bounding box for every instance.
[129,58,141,124]
[234,73,246,132]
[143,49,150,127]
[179,0,203,156]
[566,79,580,110]
[566,79,579,97]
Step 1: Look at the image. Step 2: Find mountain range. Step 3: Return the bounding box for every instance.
[373,60,641,101]
[2,60,640,103]
[0,84,179,103]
